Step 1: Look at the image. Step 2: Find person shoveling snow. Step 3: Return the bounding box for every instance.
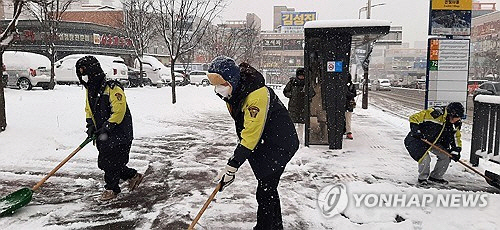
[76,55,143,201]
[204,57,299,229]
[404,102,464,186]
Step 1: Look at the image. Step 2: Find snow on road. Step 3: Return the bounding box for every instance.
[0,85,499,229]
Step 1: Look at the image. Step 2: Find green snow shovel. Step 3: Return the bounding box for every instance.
[0,136,95,217]
[422,139,500,190]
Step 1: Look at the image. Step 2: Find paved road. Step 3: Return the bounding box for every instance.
[368,87,475,123]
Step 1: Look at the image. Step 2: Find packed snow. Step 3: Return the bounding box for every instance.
[0,85,499,229]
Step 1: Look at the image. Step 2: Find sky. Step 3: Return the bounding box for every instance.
[217,0,498,47]
[105,0,500,47]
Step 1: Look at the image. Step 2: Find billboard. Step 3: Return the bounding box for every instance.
[281,12,316,27]
[429,0,472,36]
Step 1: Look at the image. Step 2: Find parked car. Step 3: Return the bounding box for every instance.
[189,70,209,86]
[55,54,129,85]
[161,71,185,86]
[468,80,488,95]
[408,79,426,89]
[54,58,79,85]
[360,79,372,91]
[127,66,147,87]
[135,55,171,86]
[174,69,190,86]
[372,78,391,91]
[3,51,52,90]
[473,81,500,98]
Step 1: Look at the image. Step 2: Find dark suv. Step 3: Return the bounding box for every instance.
[473,81,500,98]
[127,67,148,87]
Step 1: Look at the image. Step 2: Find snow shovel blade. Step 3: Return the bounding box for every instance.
[0,136,94,218]
[485,170,500,189]
[0,188,33,217]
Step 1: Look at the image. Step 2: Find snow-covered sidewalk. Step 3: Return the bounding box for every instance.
[0,85,499,229]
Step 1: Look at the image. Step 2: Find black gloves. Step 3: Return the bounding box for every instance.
[86,125,96,138]
[449,146,462,162]
[86,119,96,138]
[95,121,116,141]
[410,123,424,139]
[85,120,116,141]
[450,153,461,162]
[451,146,462,153]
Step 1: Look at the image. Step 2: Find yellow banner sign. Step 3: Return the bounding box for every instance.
[432,0,472,10]
[281,12,316,27]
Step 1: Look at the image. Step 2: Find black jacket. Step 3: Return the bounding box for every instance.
[283,77,313,123]
[404,107,462,162]
[346,82,356,112]
[86,80,133,149]
[227,65,299,179]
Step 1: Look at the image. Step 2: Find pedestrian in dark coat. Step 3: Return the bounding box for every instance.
[76,55,143,201]
[404,102,464,185]
[283,68,308,123]
[208,56,299,230]
[345,76,356,139]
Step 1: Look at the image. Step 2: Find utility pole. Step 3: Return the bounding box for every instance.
[362,0,372,109]
[367,0,372,19]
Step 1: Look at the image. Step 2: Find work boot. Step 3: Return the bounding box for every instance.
[417,179,428,186]
[346,132,353,140]
[128,173,144,191]
[428,177,449,185]
[100,190,117,201]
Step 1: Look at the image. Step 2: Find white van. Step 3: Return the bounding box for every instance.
[3,51,52,90]
[135,55,171,86]
[189,70,209,86]
[55,54,128,85]
[372,78,391,91]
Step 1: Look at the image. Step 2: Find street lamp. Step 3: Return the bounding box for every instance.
[358,3,386,19]
[359,0,386,109]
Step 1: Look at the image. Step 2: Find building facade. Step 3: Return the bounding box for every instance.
[470,3,499,80]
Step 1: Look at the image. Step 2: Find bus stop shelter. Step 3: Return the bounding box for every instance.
[304,19,390,149]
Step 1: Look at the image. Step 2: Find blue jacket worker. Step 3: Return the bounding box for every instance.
[404,102,464,185]
[76,55,143,201]
[208,56,299,230]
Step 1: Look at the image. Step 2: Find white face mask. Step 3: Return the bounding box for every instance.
[214,84,232,99]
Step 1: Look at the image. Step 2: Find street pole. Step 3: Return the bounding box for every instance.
[367,0,372,19]
[362,0,372,109]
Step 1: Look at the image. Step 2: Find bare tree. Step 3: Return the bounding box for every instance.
[198,24,244,61]
[197,20,261,69]
[237,21,261,68]
[0,0,27,132]
[26,0,75,89]
[155,0,225,104]
[122,0,157,86]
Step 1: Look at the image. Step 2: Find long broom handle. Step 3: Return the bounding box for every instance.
[188,183,222,230]
[421,138,492,182]
[32,137,95,191]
